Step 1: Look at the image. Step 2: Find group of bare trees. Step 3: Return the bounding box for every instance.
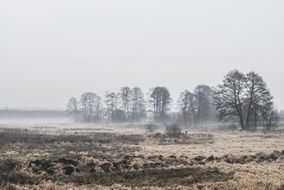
[150,87,171,122]
[66,86,216,125]
[67,87,146,123]
[214,70,279,131]
[66,92,102,123]
[66,70,279,131]
[178,85,216,127]
[104,87,146,122]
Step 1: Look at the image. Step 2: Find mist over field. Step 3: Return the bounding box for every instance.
[0,1,284,190]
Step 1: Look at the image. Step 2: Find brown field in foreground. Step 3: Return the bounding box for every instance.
[0,123,283,190]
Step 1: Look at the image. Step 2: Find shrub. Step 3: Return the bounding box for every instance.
[165,124,182,138]
[145,124,158,133]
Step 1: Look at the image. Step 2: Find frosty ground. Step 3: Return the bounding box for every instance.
[0,121,283,190]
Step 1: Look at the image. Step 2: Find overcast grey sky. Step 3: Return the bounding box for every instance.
[0,0,283,110]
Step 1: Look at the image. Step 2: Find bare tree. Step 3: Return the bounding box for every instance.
[118,86,132,120]
[104,92,118,122]
[66,97,79,121]
[131,87,146,121]
[178,90,196,126]
[214,70,247,129]
[245,72,273,130]
[194,85,215,123]
[150,87,171,122]
[80,92,102,122]
[214,70,277,131]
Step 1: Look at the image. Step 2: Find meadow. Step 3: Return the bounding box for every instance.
[0,121,283,190]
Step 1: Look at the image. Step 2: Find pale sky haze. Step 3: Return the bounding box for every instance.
[0,0,283,109]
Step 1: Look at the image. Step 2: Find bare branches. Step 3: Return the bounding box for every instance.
[150,87,171,122]
[214,70,278,131]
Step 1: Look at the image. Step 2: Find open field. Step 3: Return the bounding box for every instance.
[0,121,283,190]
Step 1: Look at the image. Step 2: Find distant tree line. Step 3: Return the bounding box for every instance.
[67,87,146,123]
[66,70,279,131]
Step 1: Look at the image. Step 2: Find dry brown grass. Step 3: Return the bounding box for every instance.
[0,124,283,190]
[142,130,284,158]
[44,182,58,190]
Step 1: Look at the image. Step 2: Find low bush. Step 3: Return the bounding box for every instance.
[165,124,182,138]
[145,124,158,133]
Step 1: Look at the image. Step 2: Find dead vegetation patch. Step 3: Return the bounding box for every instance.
[79,167,233,187]
[149,133,214,145]
[1,126,283,189]
[1,149,283,188]
[0,128,144,146]
[0,156,233,188]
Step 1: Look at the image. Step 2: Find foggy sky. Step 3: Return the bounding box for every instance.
[0,0,284,110]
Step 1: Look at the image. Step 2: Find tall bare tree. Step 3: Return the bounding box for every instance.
[178,90,196,126]
[194,85,215,123]
[80,92,102,122]
[104,92,118,122]
[131,87,146,121]
[66,97,79,121]
[245,72,273,130]
[214,70,247,129]
[214,70,277,131]
[150,87,171,122]
[119,86,132,120]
